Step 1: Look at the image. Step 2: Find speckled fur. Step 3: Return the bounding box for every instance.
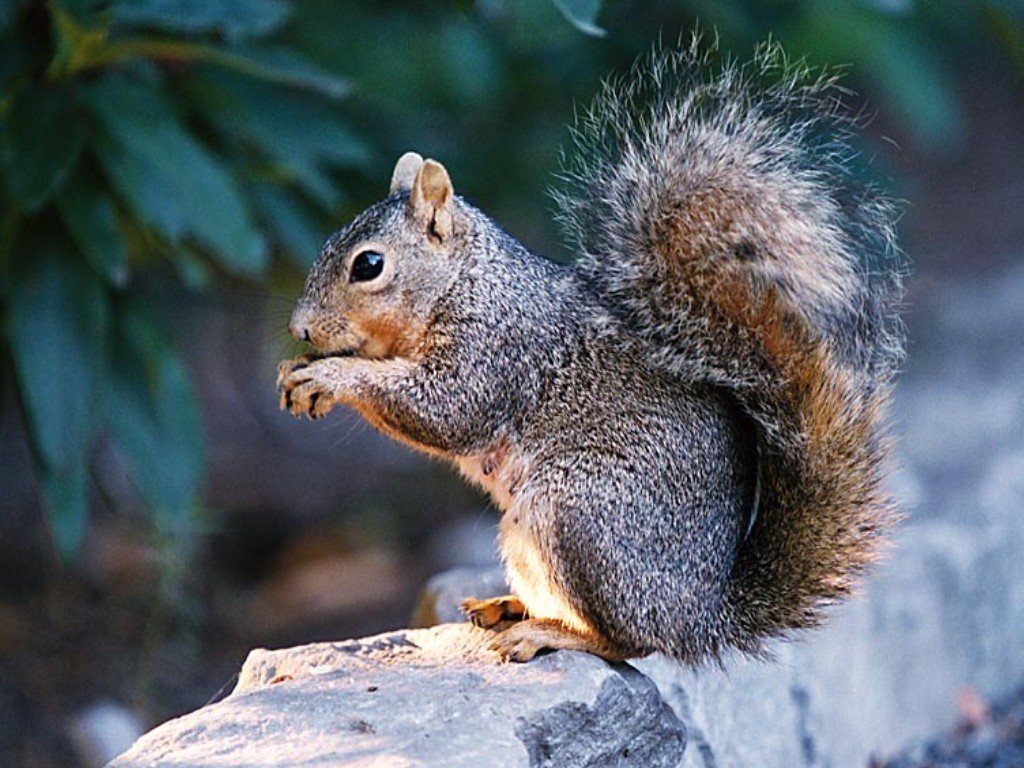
[279,38,905,664]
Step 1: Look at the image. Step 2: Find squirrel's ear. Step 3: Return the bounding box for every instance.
[390,151,424,194]
[409,159,454,242]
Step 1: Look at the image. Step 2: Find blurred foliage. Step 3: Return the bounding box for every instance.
[0,0,1020,563]
[0,0,363,560]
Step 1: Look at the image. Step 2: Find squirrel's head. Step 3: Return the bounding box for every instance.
[288,152,463,360]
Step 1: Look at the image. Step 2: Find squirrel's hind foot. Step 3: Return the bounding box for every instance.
[489,619,628,664]
[460,595,526,629]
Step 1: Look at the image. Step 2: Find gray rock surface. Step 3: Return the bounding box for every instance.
[108,623,686,768]
[405,267,1024,768]
[411,566,508,627]
[418,525,1024,768]
[794,263,1024,766]
[420,567,822,768]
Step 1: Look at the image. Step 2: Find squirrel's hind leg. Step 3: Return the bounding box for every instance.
[460,595,526,629]
[489,619,627,663]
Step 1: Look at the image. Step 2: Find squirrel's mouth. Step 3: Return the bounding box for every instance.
[299,328,406,361]
[299,346,358,360]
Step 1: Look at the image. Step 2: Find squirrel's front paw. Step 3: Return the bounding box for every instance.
[278,358,340,419]
[276,355,316,391]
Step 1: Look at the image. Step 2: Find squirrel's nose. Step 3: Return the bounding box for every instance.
[288,305,313,343]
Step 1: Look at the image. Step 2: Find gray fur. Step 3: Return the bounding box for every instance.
[279,37,904,664]
[559,36,906,388]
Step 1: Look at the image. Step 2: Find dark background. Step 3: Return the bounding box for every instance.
[1,1,1023,766]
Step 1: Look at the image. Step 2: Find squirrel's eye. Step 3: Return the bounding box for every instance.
[349,250,385,283]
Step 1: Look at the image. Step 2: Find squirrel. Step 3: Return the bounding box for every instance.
[277,38,905,665]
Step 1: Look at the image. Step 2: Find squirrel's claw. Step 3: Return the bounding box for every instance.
[276,356,312,390]
[488,619,628,664]
[489,626,543,663]
[285,380,337,420]
[277,358,338,420]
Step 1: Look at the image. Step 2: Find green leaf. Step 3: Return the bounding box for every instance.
[0,21,31,94]
[251,183,324,268]
[551,0,606,37]
[56,171,129,287]
[106,302,204,532]
[790,4,962,148]
[40,461,90,560]
[188,71,366,206]
[0,87,86,211]
[81,74,267,276]
[47,4,112,81]
[59,0,110,20]
[0,0,25,36]
[63,35,351,101]
[6,235,108,471]
[289,8,501,109]
[983,2,1024,79]
[111,0,291,42]
[219,45,351,100]
[172,248,212,290]
[188,69,368,161]
[5,234,109,559]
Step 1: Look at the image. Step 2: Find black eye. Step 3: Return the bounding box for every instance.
[349,250,385,283]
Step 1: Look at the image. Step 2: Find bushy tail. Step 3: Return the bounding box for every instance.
[559,36,906,655]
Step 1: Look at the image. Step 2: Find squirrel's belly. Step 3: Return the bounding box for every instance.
[455,446,591,634]
[500,512,591,634]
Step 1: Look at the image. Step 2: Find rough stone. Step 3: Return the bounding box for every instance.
[108,623,686,768]
[410,566,508,627]
[414,544,1024,768]
[880,685,1024,768]
[417,567,821,768]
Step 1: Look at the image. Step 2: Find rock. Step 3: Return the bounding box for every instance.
[414,548,1024,768]
[417,567,821,768]
[634,652,819,768]
[411,565,509,627]
[108,525,1024,768]
[879,685,1024,768]
[108,623,686,768]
